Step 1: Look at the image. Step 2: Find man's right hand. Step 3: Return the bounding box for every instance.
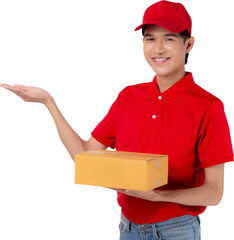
[1,83,107,161]
[0,83,53,105]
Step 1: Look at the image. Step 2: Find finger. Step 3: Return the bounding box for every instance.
[1,84,28,95]
[108,187,120,191]
[111,188,126,192]
[0,84,17,92]
[14,84,28,91]
[0,83,13,89]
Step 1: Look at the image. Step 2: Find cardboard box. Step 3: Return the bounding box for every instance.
[75,150,168,191]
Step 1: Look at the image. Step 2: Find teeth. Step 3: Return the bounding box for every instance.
[153,58,169,61]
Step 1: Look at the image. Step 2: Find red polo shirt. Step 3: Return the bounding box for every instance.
[91,72,234,224]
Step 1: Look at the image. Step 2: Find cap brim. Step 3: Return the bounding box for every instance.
[134,19,187,34]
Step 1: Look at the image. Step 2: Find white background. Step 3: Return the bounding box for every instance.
[0,0,233,239]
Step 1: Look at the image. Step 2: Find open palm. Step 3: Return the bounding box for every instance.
[0,84,52,104]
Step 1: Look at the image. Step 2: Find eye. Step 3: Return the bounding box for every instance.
[145,37,155,41]
[166,38,174,41]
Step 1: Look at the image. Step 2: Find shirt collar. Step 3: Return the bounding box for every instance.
[147,72,195,102]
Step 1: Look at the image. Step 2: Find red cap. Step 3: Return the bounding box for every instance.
[135,0,192,36]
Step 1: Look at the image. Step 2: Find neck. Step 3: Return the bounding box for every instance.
[156,69,187,93]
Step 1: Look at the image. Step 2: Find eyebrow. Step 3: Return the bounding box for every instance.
[164,33,179,38]
[144,33,179,38]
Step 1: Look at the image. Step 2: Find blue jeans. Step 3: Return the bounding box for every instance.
[119,212,201,240]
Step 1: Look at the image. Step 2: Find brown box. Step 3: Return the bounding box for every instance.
[75,150,168,191]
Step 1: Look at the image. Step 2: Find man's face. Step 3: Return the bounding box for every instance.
[143,25,192,78]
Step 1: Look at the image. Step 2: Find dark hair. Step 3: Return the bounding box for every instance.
[178,29,190,64]
[142,25,191,64]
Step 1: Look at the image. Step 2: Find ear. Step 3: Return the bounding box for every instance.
[185,36,195,53]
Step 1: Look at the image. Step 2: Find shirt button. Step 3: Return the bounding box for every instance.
[152,115,156,119]
[158,96,162,100]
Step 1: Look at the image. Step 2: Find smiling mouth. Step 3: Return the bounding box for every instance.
[152,57,170,63]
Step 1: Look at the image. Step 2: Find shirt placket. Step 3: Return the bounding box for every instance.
[146,95,164,135]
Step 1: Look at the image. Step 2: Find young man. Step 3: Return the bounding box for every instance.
[1,1,233,239]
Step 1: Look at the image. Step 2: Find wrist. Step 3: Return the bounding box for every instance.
[153,189,169,202]
[44,96,55,109]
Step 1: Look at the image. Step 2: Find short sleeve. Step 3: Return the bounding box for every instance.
[91,93,120,149]
[197,100,234,168]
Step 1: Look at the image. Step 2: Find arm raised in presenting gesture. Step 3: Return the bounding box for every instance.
[0,83,106,161]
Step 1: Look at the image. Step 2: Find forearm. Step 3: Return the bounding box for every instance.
[115,165,224,206]
[154,183,222,206]
[45,97,87,162]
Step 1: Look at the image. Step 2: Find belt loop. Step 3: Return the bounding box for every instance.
[137,226,144,239]
[126,221,130,232]
[121,213,130,232]
[151,224,159,239]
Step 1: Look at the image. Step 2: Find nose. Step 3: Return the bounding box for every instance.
[153,40,166,55]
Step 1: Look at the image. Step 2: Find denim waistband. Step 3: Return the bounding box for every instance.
[121,212,200,231]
